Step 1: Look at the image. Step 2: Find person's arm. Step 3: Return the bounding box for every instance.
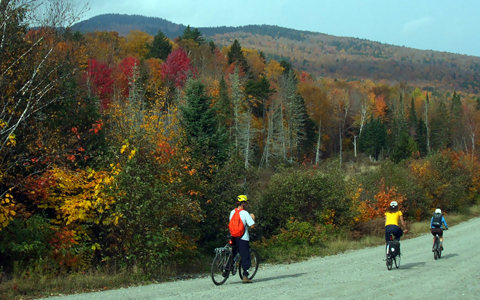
[442,216,448,229]
[400,215,408,233]
[430,217,433,229]
[245,212,255,228]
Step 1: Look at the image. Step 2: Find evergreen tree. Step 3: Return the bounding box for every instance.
[259,51,266,64]
[282,69,307,163]
[450,91,463,149]
[244,76,274,118]
[208,40,216,53]
[227,39,250,75]
[430,100,450,150]
[359,115,386,160]
[408,96,418,133]
[146,29,172,61]
[416,118,428,156]
[180,79,229,170]
[391,131,418,163]
[215,76,232,128]
[450,91,462,117]
[280,59,294,76]
[425,92,431,153]
[179,25,205,45]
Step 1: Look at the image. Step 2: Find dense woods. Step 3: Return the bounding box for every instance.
[2,4,480,280]
[74,14,480,96]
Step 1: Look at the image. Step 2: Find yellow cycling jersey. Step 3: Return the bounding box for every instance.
[385,211,403,226]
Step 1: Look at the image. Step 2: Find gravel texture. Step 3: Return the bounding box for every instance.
[47,217,480,300]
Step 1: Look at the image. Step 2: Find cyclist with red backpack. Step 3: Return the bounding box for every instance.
[431,208,448,251]
[229,195,255,283]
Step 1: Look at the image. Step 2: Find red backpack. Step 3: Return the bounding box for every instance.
[229,208,245,238]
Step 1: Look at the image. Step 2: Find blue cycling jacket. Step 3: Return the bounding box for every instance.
[430,216,448,229]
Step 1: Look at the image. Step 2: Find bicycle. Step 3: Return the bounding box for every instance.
[211,236,260,285]
[385,232,401,270]
[432,228,445,260]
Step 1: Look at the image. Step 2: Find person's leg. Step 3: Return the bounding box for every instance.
[439,230,444,249]
[385,225,395,242]
[237,239,251,276]
[394,226,403,241]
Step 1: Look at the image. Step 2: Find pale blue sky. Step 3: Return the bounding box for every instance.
[82,0,480,57]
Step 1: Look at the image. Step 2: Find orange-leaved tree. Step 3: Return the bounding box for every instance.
[360,179,406,221]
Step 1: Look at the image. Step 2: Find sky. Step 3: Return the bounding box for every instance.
[80,0,480,57]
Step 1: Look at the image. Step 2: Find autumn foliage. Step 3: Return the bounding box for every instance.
[3,9,480,283]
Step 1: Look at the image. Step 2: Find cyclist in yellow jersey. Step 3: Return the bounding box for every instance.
[385,201,408,242]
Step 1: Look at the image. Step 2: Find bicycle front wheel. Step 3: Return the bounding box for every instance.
[239,249,260,280]
[386,256,393,270]
[211,251,230,285]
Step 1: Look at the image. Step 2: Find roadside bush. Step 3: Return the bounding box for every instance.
[0,215,54,273]
[275,219,331,246]
[97,146,202,275]
[257,163,351,237]
[355,160,427,220]
[409,150,480,214]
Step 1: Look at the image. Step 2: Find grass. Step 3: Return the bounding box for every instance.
[2,204,480,300]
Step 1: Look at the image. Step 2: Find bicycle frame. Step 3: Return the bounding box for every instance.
[432,228,444,260]
[385,232,401,270]
[211,237,239,285]
[211,236,260,285]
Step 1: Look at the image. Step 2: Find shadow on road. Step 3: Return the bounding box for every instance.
[247,272,307,283]
[437,253,458,259]
[397,262,426,269]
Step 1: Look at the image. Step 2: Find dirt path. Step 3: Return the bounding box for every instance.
[47,217,480,300]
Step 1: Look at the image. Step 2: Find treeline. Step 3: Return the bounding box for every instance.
[216,32,480,95]
[74,14,480,95]
[1,1,480,279]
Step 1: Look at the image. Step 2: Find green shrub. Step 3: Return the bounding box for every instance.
[258,163,352,237]
[0,215,54,272]
[355,160,428,220]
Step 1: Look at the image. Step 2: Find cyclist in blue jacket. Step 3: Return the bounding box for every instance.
[430,208,448,251]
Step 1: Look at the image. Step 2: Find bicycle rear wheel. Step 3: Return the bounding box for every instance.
[385,244,393,270]
[211,251,230,285]
[239,249,260,280]
[433,238,439,260]
[394,254,401,268]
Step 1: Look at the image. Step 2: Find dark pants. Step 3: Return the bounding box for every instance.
[385,225,403,242]
[235,238,251,276]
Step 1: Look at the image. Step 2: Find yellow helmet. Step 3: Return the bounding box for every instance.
[237,195,248,202]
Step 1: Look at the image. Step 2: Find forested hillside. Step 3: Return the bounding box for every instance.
[2,4,480,295]
[73,14,480,95]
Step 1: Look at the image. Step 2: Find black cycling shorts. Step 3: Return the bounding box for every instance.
[431,227,443,237]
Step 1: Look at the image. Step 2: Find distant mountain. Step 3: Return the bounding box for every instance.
[72,14,317,40]
[72,14,480,95]
[73,14,185,38]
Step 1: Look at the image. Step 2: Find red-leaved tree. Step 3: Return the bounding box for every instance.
[85,59,114,109]
[161,48,193,89]
[118,56,141,97]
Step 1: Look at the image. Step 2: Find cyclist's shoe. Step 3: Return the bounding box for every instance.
[242,276,253,283]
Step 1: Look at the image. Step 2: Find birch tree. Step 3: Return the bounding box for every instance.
[0,0,87,196]
[280,70,306,163]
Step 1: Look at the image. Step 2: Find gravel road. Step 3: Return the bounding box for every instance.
[47,217,480,300]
